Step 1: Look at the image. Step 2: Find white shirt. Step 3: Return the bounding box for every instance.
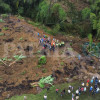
[76,90,79,94]
[44,95,47,99]
[84,87,86,91]
[97,88,100,92]
[68,90,71,93]
[82,83,84,86]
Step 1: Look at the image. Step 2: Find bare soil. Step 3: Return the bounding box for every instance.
[0,16,100,100]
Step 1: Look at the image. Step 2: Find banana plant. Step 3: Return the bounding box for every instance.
[31,75,54,88]
[38,75,54,88]
[9,55,26,66]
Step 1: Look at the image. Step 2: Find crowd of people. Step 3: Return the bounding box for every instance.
[44,76,100,100]
[37,32,65,52]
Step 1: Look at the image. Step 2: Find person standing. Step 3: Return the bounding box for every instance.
[37,32,39,37]
[56,89,59,93]
[72,93,74,100]
[44,94,47,100]
[62,89,66,94]
[84,87,87,92]
[89,86,93,92]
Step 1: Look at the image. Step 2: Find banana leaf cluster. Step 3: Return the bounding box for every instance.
[38,75,54,88]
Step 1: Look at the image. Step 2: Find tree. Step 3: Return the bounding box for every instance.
[82,7,91,20]
[0,0,11,13]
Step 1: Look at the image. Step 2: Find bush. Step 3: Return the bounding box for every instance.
[38,56,46,65]
[82,7,91,20]
[52,24,60,35]
[18,7,24,15]
[0,2,11,13]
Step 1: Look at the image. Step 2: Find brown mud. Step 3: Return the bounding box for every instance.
[0,16,100,100]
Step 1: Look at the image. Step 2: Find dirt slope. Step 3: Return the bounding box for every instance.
[0,16,99,100]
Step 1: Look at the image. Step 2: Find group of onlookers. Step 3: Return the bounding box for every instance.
[44,76,100,100]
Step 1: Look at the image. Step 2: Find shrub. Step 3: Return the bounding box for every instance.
[0,2,11,13]
[38,56,46,65]
[18,7,24,15]
[82,7,91,20]
[52,24,60,35]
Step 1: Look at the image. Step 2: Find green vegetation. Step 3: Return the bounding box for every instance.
[0,33,4,36]
[19,37,23,40]
[0,1,11,13]
[6,82,100,100]
[0,55,26,67]
[81,0,100,39]
[0,0,100,39]
[0,77,3,80]
[0,19,4,23]
[3,27,9,31]
[42,68,47,73]
[88,34,93,51]
[20,70,27,75]
[13,55,26,60]
[38,75,54,88]
[60,62,64,66]
[38,56,46,65]
[36,65,41,68]
[1,14,8,18]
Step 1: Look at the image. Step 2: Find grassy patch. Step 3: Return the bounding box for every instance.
[0,77,3,80]
[0,33,5,36]
[19,37,24,40]
[6,82,100,100]
[0,19,5,23]
[1,14,8,18]
[17,15,24,19]
[3,27,9,31]
[60,62,64,66]
[27,20,53,35]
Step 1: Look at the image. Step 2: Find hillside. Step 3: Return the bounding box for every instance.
[0,0,100,100]
[0,16,100,100]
